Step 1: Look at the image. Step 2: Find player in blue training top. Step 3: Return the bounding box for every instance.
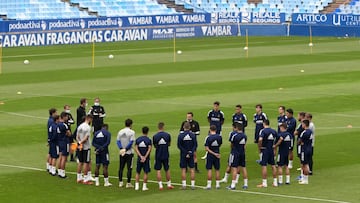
[93,124,111,187]
[134,126,152,191]
[285,108,297,169]
[47,108,57,172]
[204,125,222,190]
[257,119,278,188]
[232,104,248,133]
[177,122,197,189]
[153,122,174,190]
[57,112,71,178]
[220,123,237,183]
[277,106,286,133]
[48,115,59,176]
[254,104,268,163]
[207,101,225,135]
[227,122,248,190]
[273,123,292,185]
[298,120,313,185]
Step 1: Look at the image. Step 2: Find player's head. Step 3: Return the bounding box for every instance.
[279,123,287,132]
[298,112,306,121]
[60,111,68,121]
[213,101,220,111]
[102,123,109,130]
[286,108,294,118]
[305,113,312,121]
[64,105,71,113]
[53,115,60,123]
[278,105,285,114]
[49,108,57,117]
[235,104,242,113]
[263,119,270,127]
[94,97,100,106]
[186,112,193,121]
[125,118,133,128]
[255,104,262,113]
[85,114,93,123]
[183,122,191,130]
[80,98,87,107]
[235,122,243,132]
[158,122,165,130]
[232,122,237,130]
[142,126,149,135]
[302,119,310,128]
[209,125,217,134]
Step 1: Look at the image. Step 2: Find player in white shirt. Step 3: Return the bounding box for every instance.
[117,119,136,188]
[76,115,93,184]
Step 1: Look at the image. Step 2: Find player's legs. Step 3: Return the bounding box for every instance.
[181,168,187,189]
[288,150,294,169]
[271,165,278,186]
[47,153,51,171]
[309,147,314,175]
[126,154,134,187]
[103,164,111,186]
[135,165,141,191]
[194,151,199,173]
[221,154,232,183]
[118,155,126,187]
[206,169,212,189]
[94,164,101,186]
[163,160,173,189]
[189,155,196,189]
[229,167,238,189]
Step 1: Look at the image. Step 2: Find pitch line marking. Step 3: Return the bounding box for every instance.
[0,163,351,203]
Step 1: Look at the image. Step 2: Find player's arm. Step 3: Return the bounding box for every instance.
[125,134,135,151]
[207,111,211,123]
[220,111,225,125]
[243,114,248,127]
[116,138,123,149]
[153,136,158,149]
[179,121,185,133]
[263,113,268,121]
[194,122,200,136]
[144,144,152,159]
[273,136,284,149]
[68,114,75,125]
[177,136,186,152]
[134,144,141,157]
[99,107,106,118]
[79,133,89,145]
[258,137,263,151]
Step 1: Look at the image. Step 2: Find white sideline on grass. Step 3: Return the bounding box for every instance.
[0,163,351,203]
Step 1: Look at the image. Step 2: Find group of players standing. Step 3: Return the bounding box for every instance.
[46,99,315,190]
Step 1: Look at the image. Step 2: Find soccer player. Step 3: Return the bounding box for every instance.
[64,105,75,162]
[305,113,315,175]
[180,112,201,172]
[253,104,267,163]
[89,97,106,133]
[153,122,174,190]
[92,124,112,187]
[204,125,222,190]
[220,123,238,183]
[232,104,248,133]
[76,114,93,184]
[117,118,136,188]
[257,120,278,188]
[47,108,57,172]
[77,98,87,127]
[277,106,286,133]
[227,123,248,190]
[177,122,197,189]
[294,111,306,177]
[273,123,292,185]
[298,120,313,184]
[207,101,225,135]
[134,126,152,191]
[285,108,297,169]
[48,115,60,176]
[57,112,71,178]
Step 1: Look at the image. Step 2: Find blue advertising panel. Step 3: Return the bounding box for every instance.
[0,14,212,33]
[292,13,360,26]
[241,12,285,24]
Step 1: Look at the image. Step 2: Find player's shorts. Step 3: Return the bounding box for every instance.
[229,153,246,168]
[300,151,311,165]
[277,153,289,167]
[58,141,69,156]
[154,158,169,171]
[206,154,220,170]
[78,149,91,163]
[289,138,295,151]
[179,154,194,169]
[260,150,275,166]
[136,158,150,173]
[96,151,109,166]
[297,144,301,157]
[49,143,59,159]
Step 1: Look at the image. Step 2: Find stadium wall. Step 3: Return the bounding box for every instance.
[0,13,359,47]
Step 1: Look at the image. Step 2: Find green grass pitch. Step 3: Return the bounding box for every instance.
[0,36,359,203]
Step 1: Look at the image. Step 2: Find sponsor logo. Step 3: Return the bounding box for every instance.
[8,21,42,32]
[87,18,119,28]
[182,14,206,23]
[155,15,180,24]
[201,26,232,36]
[152,28,174,39]
[128,16,152,25]
[241,12,251,23]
